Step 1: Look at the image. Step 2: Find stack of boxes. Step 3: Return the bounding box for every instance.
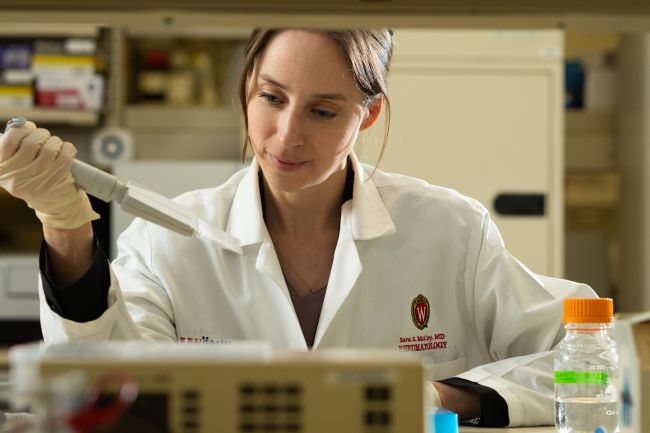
[0,42,32,108]
[0,37,103,111]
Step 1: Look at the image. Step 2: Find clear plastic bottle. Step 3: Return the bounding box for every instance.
[555,298,619,433]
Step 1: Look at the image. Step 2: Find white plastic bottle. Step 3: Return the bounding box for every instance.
[555,298,619,433]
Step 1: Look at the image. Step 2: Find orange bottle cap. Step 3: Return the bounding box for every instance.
[563,298,614,323]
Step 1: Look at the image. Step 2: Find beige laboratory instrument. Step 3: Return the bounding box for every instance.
[9,342,427,433]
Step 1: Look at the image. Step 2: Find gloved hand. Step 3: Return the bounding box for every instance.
[424,381,442,408]
[0,120,99,229]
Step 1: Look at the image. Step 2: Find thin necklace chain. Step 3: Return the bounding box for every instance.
[260,162,353,296]
[274,246,328,295]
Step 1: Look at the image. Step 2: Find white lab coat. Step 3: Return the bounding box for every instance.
[40,153,595,426]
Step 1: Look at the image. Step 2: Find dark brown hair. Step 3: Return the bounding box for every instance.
[238,28,393,167]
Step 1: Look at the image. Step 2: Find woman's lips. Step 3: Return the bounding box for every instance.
[268,154,308,171]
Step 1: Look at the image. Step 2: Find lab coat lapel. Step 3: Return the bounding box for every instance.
[255,234,308,349]
[313,201,362,347]
[255,237,290,302]
[348,153,396,240]
[225,157,294,300]
[226,158,266,246]
[226,159,306,348]
[253,237,307,350]
[253,236,307,350]
[313,153,396,347]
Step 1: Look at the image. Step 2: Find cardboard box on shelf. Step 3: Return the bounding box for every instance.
[31,54,95,78]
[0,84,33,108]
[35,75,103,110]
[0,44,31,70]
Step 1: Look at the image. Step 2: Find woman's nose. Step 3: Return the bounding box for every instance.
[276,108,305,147]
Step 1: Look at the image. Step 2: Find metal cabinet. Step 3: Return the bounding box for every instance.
[359,29,564,276]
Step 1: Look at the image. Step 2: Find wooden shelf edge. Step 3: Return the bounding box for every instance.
[0,108,99,126]
[565,110,616,132]
[0,23,99,37]
[125,105,240,129]
[565,171,620,209]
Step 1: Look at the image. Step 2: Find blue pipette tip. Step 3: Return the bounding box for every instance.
[427,409,458,433]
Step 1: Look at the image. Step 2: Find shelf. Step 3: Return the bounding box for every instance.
[565,110,616,171]
[565,171,619,209]
[125,105,239,130]
[125,25,251,39]
[565,110,615,133]
[0,108,99,126]
[0,23,99,37]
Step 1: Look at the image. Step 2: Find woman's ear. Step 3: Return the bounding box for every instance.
[360,96,384,131]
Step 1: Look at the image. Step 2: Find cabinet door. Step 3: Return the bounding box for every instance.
[359,33,562,276]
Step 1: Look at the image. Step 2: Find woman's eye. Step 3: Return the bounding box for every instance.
[312,108,337,119]
[259,92,282,105]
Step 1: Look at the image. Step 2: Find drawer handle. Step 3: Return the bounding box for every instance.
[494,193,545,216]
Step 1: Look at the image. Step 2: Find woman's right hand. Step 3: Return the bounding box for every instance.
[0,120,99,229]
[0,119,99,286]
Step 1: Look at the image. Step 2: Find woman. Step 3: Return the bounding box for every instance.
[0,29,594,426]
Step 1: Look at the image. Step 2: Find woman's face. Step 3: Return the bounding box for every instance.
[247,30,374,194]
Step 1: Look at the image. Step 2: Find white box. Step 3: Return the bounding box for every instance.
[36,74,103,110]
[611,312,650,433]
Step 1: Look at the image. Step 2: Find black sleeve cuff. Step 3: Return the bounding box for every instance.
[439,377,509,427]
[40,237,111,323]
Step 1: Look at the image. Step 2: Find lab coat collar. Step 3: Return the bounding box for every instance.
[226,158,267,246]
[348,152,396,240]
[226,153,396,246]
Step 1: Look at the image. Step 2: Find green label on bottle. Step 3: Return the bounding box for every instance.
[554,371,608,385]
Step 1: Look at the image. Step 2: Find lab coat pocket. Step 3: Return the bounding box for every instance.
[424,357,466,381]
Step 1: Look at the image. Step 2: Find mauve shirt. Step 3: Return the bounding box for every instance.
[286,282,327,348]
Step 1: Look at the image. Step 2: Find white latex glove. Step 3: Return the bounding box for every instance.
[424,381,442,408]
[0,120,99,229]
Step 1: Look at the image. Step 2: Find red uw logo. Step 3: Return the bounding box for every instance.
[411,294,430,330]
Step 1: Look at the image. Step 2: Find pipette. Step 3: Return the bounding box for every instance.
[1,116,242,253]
